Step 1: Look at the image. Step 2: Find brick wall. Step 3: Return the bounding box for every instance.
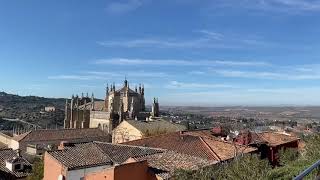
[85,161,157,180]
[43,152,67,180]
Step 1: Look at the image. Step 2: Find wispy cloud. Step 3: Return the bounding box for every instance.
[87,71,168,78]
[48,75,108,81]
[48,70,168,81]
[98,29,276,49]
[246,87,320,93]
[196,30,224,40]
[213,69,320,80]
[189,71,206,75]
[94,58,270,67]
[214,0,320,12]
[97,38,223,49]
[106,0,144,14]
[259,0,320,11]
[166,81,235,89]
[214,60,269,66]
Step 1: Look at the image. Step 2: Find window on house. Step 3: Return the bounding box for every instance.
[14,164,22,171]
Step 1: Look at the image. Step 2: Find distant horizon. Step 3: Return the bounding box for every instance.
[3,90,320,108]
[1,1,320,106]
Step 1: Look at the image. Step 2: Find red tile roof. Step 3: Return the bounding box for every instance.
[257,132,299,147]
[0,149,31,178]
[48,142,164,170]
[236,131,300,147]
[124,131,257,161]
[136,151,217,179]
[12,128,110,143]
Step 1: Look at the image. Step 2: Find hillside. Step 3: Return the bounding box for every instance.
[0,92,66,130]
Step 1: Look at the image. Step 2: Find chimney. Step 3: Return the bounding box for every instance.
[16,149,21,157]
[58,141,69,150]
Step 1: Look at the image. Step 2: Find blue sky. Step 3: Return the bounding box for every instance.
[1,0,320,106]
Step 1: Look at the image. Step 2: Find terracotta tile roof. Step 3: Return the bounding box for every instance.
[77,142,164,164]
[0,142,8,150]
[48,142,164,170]
[124,131,257,161]
[125,120,186,135]
[0,149,31,178]
[12,128,110,143]
[12,132,31,142]
[48,143,113,170]
[136,151,217,179]
[257,132,299,147]
[182,129,213,137]
[48,141,219,179]
[201,137,256,161]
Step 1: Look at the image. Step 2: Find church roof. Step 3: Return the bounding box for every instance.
[78,101,105,111]
[116,86,139,95]
[125,119,187,135]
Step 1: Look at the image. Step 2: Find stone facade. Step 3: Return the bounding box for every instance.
[64,79,160,133]
[64,94,93,129]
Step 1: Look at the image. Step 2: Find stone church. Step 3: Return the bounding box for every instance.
[64,79,160,133]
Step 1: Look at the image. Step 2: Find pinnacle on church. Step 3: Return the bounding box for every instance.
[124,77,128,87]
[106,84,109,96]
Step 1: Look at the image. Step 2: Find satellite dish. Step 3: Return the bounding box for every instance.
[58,175,65,180]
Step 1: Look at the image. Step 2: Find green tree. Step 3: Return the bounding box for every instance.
[174,134,320,180]
[27,158,44,180]
[174,154,272,180]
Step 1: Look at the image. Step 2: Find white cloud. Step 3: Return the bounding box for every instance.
[87,71,168,78]
[106,0,144,14]
[94,58,269,67]
[213,69,320,80]
[166,86,320,106]
[265,0,320,11]
[196,30,224,40]
[214,60,269,66]
[48,70,168,81]
[97,29,277,49]
[166,81,235,89]
[189,71,206,75]
[97,38,224,49]
[215,0,320,12]
[246,87,320,93]
[48,75,108,81]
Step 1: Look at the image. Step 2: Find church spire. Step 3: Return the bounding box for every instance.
[91,93,95,111]
[106,83,109,96]
[124,76,128,87]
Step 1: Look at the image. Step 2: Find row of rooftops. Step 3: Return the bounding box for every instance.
[45,130,299,179]
[0,127,300,179]
[47,141,216,179]
[124,131,258,162]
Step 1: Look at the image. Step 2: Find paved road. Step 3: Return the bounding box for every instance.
[2,118,41,128]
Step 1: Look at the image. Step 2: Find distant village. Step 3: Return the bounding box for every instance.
[0,79,318,179]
